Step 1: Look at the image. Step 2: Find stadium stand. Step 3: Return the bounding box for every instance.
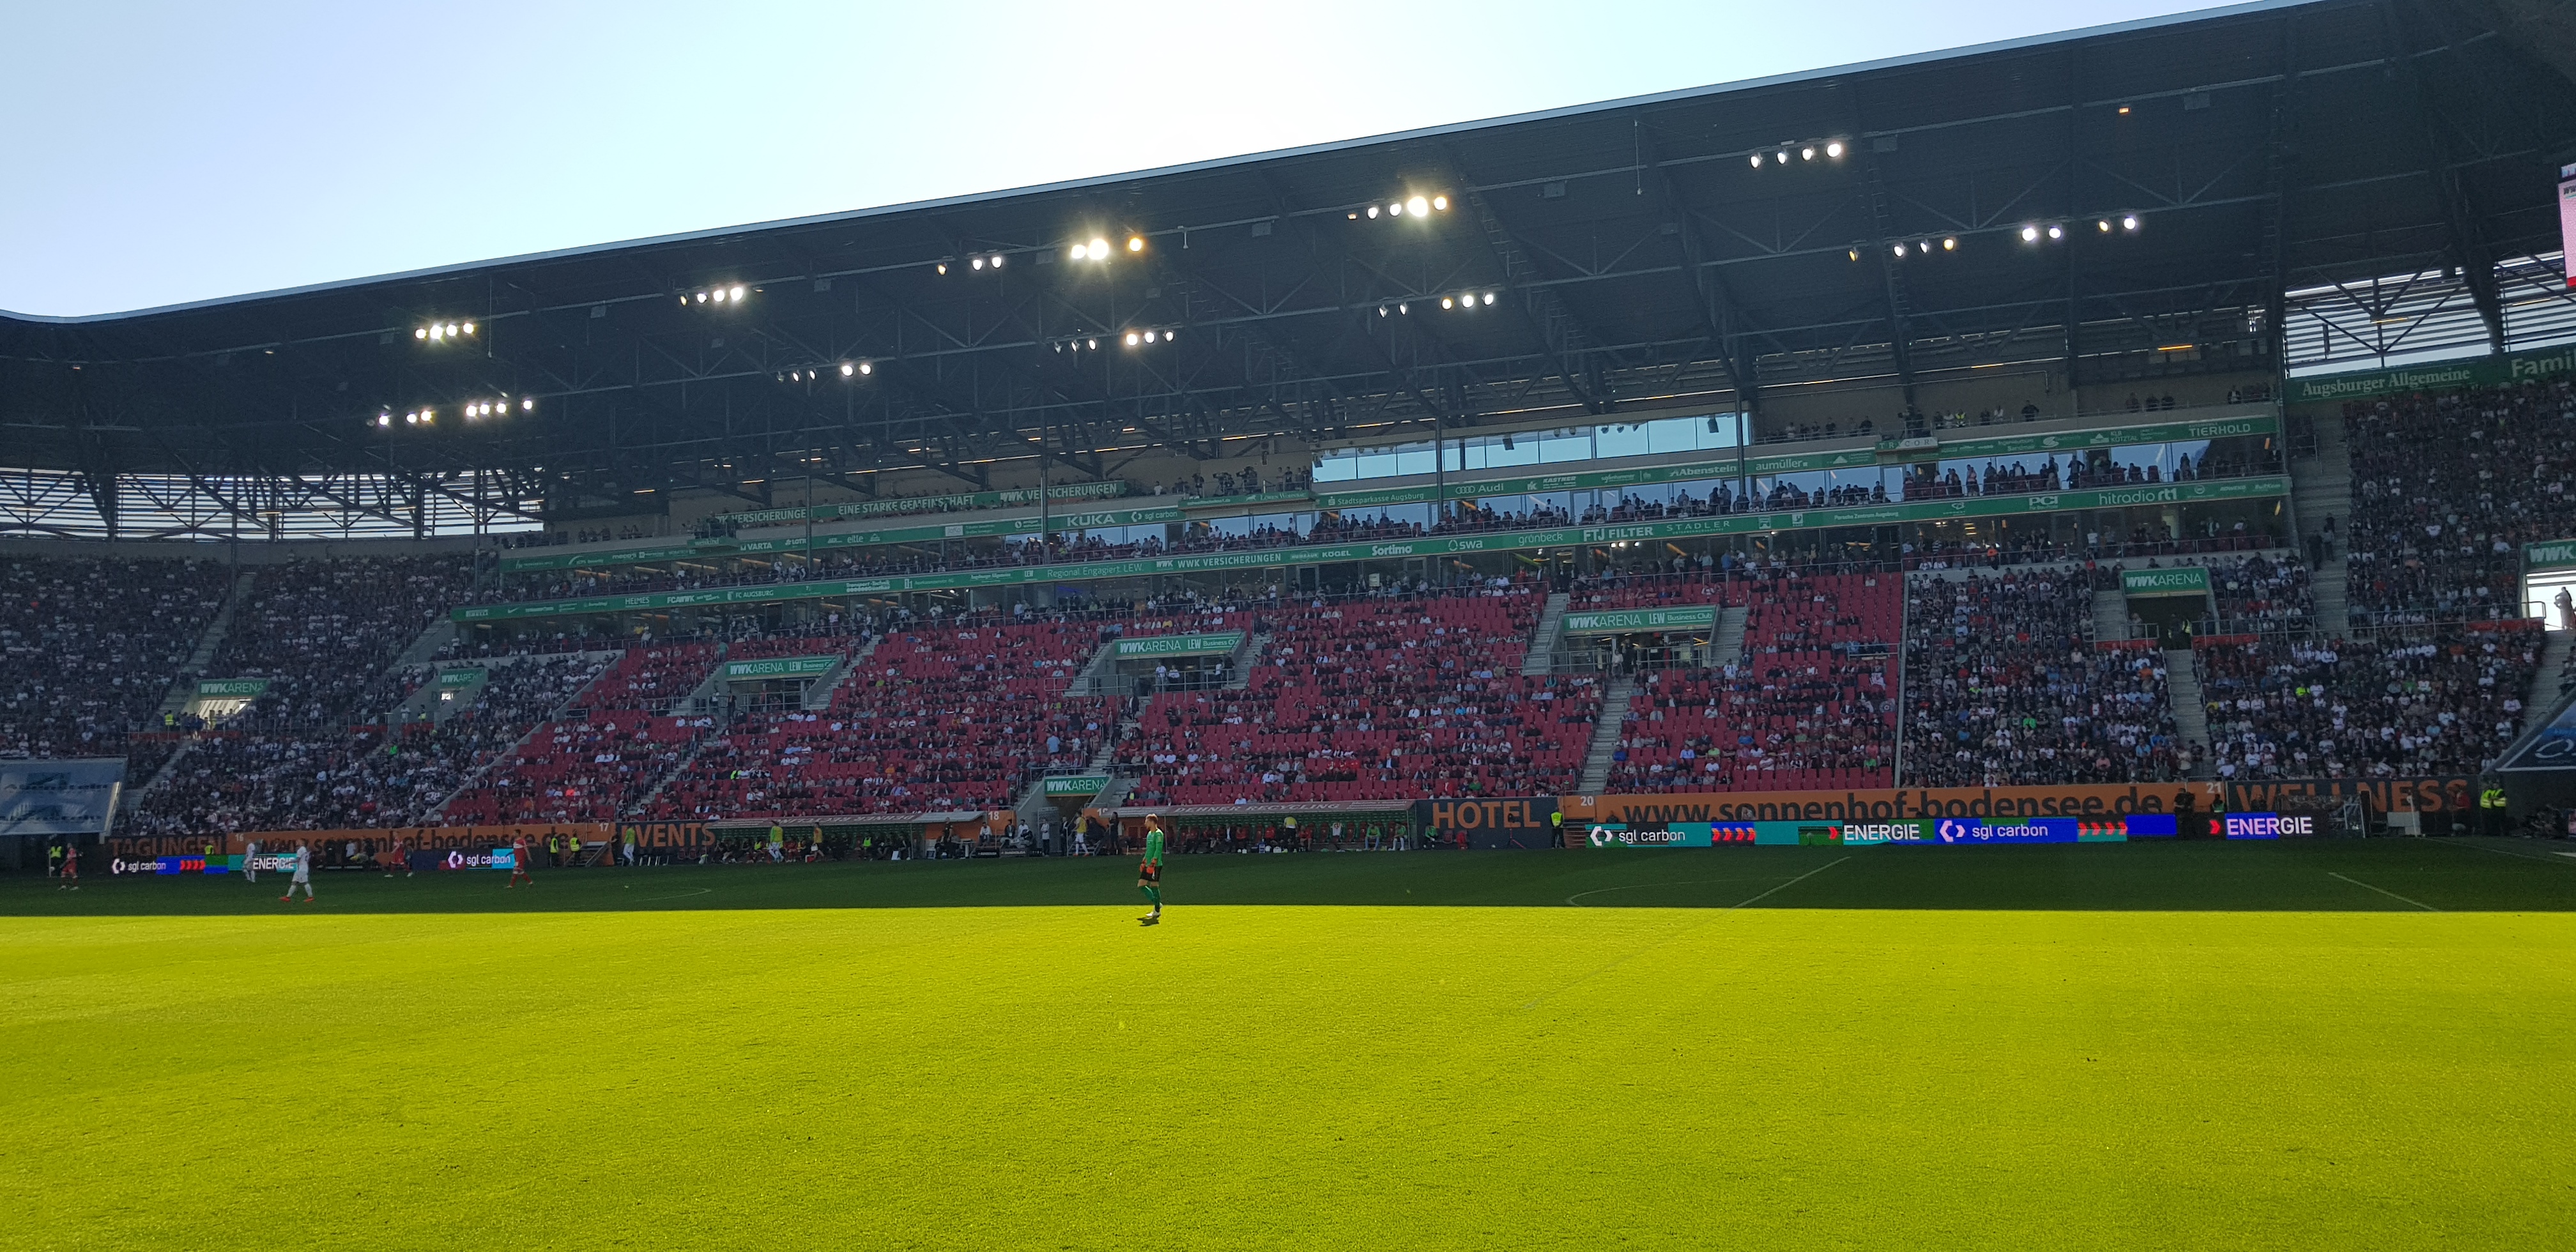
[0,556,229,774]
[437,643,721,824]
[1117,583,1600,805]
[1606,572,1900,793]
[2343,378,2576,625]
[1901,570,2183,786]
[2193,623,2539,780]
[209,557,475,728]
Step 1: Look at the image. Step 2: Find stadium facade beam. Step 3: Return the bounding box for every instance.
[2385,0,2507,354]
[1443,147,1616,417]
[1634,119,1767,422]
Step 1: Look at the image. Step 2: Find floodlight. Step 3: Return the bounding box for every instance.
[840,363,854,376]
[1749,155,1763,169]
[2021,225,2039,242]
[2122,215,2140,231]
[521,397,534,410]
[859,362,873,374]
[1802,146,1815,161]
[730,286,745,300]
[972,257,984,270]
[1826,141,1844,157]
[1144,330,1157,343]
[1849,248,1860,261]
[1442,296,1455,309]
[1482,292,1494,305]
[415,328,427,340]
[1085,339,1096,350]
[2098,220,2112,233]
[1942,238,1956,250]
[377,414,392,427]
[1125,332,1140,346]
[1088,238,1109,259]
[2046,224,2063,240]
[990,254,1004,268]
[1070,245,1085,262]
[461,322,474,335]
[1367,205,1379,218]
[1407,195,1428,216]
[1892,243,1906,257]
[1432,195,1448,210]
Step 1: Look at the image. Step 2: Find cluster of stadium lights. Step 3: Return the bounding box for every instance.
[683,285,749,306]
[1846,214,2142,261]
[1349,194,1448,221]
[1068,236,1147,263]
[774,362,875,381]
[1441,291,1498,310]
[415,321,473,342]
[373,395,531,428]
[2023,214,2144,241]
[1750,141,1846,169]
[937,253,1008,275]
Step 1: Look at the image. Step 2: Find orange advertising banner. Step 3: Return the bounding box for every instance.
[103,824,613,862]
[1562,782,2226,826]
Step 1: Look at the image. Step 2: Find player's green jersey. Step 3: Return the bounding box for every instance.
[1144,828,1165,865]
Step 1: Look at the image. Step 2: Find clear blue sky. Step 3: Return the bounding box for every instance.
[3,0,2235,317]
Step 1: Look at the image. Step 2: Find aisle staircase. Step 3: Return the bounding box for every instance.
[153,570,256,722]
[1521,592,1570,675]
[2528,629,2575,724]
[1709,604,1751,669]
[2092,589,2131,644]
[2290,411,2354,636]
[2165,648,2214,779]
[1576,675,1637,794]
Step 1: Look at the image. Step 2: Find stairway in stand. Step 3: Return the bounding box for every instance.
[2165,648,2213,779]
[1521,592,1570,675]
[2290,410,2354,636]
[1577,674,1637,794]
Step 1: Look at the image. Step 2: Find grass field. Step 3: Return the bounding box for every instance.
[6,841,2573,1249]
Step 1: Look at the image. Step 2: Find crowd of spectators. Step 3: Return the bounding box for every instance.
[1118,581,1600,805]
[207,557,475,728]
[1902,571,2184,786]
[2343,377,2576,624]
[2196,554,2315,636]
[2193,623,2538,781]
[0,556,231,774]
[128,652,614,834]
[1604,572,1899,793]
[439,644,721,824]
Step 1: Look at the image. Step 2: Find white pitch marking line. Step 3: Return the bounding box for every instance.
[1563,879,1765,907]
[2328,872,2437,912]
[632,887,712,903]
[1728,856,1851,910]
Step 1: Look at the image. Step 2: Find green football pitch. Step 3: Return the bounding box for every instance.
[6,840,2573,1249]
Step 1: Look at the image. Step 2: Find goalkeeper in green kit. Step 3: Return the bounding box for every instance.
[1137,815,1166,926]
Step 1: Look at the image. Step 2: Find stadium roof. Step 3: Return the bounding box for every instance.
[7,0,2576,535]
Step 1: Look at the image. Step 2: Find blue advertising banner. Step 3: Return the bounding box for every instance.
[0,758,128,837]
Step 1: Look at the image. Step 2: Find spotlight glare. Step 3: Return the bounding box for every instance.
[1126,236,1143,252]
[1482,291,1494,305]
[1432,195,1448,211]
[971,257,983,270]
[1144,330,1157,343]
[1125,332,1140,346]
[2098,220,2112,233]
[1398,303,1407,314]
[840,362,854,376]
[1802,146,1815,161]
[522,397,534,411]
[2021,225,2039,242]
[1848,248,1860,261]
[447,323,458,335]
[1942,237,1956,250]
[2046,224,2063,240]
[1892,243,1905,257]
[2122,214,2140,231]
[461,322,473,335]
[730,286,744,300]
[990,254,1003,268]
[859,362,873,374]
[1774,150,1788,164]
[1827,141,1844,157]
[1441,296,1455,309]
[377,414,391,427]
[1087,238,1109,259]
[1406,195,1428,216]
[1749,155,1763,169]
[414,328,427,340]
[1070,245,1085,263]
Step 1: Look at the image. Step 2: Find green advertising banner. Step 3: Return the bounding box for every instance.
[502,505,1187,573]
[716,480,1129,529]
[2286,344,2576,404]
[1895,413,2280,463]
[1041,776,1110,796]
[2120,567,2211,597]
[2526,538,2576,570]
[1560,607,1719,636]
[719,655,841,681]
[1111,632,1245,659]
[195,679,268,698]
[436,668,488,688]
[456,476,2287,623]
